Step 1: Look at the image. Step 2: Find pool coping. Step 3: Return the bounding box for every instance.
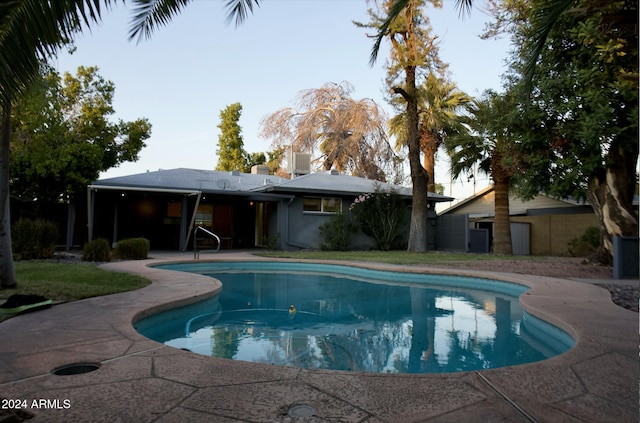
[0,251,637,422]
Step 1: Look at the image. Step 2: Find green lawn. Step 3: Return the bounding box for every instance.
[1,261,150,303]
[256,250,545,265]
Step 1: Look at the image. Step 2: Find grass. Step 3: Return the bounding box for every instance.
[256,250,548,265]
[1,261,150,303]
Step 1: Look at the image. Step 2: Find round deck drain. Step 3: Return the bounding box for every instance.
[51,362,101,376]
[288,404,316,418]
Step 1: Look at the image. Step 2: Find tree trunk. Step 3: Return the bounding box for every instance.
[586,140,638,265]
[493,176,512,255]
[421,131,438,193]
[0,104,16,288]
[403,66,429,252]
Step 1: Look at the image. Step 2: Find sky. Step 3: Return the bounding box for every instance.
[53,0,512,207]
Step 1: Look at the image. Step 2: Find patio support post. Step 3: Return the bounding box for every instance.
[112,200,118,248]
[86,187,94,242]
[65,200,75,252]
[183,191,202,251]
[179,195,188,251]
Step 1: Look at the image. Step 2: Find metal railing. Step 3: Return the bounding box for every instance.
[193,226,221,259]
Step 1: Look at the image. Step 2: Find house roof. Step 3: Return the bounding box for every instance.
[438,185,494,215]
[90,168,453,202]
[257,170,392,196]
[438,185,594,217]
[90,168,288,194]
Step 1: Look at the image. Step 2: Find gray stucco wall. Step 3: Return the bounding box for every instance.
[279,196,409,251]
[281,197,347,250]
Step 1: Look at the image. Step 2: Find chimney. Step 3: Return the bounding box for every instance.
[251,165,270,175]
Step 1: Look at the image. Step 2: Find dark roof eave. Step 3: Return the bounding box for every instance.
[258,185,453,202]
[89,183,294,200]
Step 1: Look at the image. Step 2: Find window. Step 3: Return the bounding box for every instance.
[322,197,341,213]
[303,197,341,213]
[303,197,322,212]
[195,204,213,226]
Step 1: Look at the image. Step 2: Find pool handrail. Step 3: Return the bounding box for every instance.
[193,226,221,259]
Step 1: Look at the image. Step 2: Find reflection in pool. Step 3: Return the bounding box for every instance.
[136,262,574,374]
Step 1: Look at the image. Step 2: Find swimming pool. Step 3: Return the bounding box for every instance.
[135,261,574,374]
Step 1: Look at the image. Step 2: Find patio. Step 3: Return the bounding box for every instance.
[0,251,637,422]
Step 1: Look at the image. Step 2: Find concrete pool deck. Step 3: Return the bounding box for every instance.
[0,251,637,422]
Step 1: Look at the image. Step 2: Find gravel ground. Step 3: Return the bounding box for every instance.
[441,256,614,279]
[595,283,639,312]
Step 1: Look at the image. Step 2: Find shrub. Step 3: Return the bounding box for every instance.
[12,218,59,260]
[113,237,150,260]
[319,212,357,251]
[568,226,601,257]
[82,238,112,262]
[349,187,407,251]
[263,233,281,251]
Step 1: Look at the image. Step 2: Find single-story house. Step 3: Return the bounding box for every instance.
[87,166,453,251]
[437,186,599,255]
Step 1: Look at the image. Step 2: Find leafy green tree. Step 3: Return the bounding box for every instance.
[216,103,247,172]
[243,152,266,173]
[264,147,287,175]
[0,0,260,288]
[493,0,638,263]
[242,147,287,175]
[11,65,150,204]
[375,0,637,262]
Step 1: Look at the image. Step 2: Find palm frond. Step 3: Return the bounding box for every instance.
[370,0,476,65]
[455,0,473,18]
[523,0,574,95]
[369,0,408,66]
[129,0,192,42]
[0,0,116,106]
[224,0,261,27]
[128,0,259,42]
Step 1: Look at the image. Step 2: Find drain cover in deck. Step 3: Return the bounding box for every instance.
[51,363,101,376]
[288,404,316,418]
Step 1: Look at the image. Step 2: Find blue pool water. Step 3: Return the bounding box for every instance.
[136,262,574,374]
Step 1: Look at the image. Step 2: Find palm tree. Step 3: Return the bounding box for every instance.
[369,0,473,65]
[359,0,445,252]
[389,73,471,192]
[0,0,259,288]
[445,91,518,255]
[372,0,632,90]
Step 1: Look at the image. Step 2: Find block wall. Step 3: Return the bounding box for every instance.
[511,214,598,256]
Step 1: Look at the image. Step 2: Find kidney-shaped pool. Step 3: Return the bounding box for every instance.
[135,261,574,374]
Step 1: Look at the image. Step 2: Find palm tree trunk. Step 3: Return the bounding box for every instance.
[421,132,437,193]
[0,104,17,288]
[493,176,512,255]
[401,66,428,253]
